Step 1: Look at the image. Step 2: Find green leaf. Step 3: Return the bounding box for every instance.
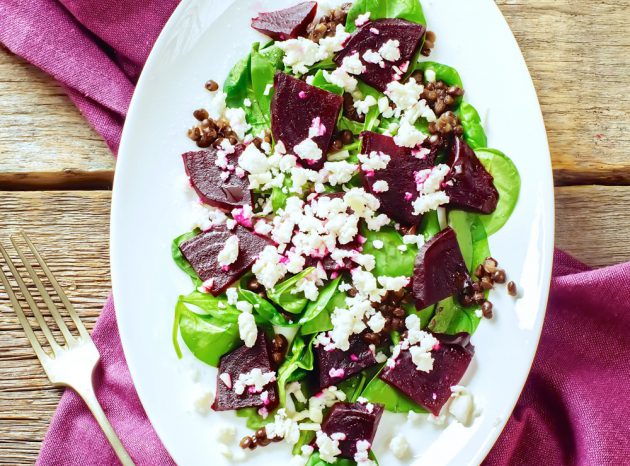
[267,268,316,314]
[361,373,425,413]
[299,276,341,324]
[346,0,426,33]
[236,407,274,429]
[300,287,348,335]
[338,116,365,135]
[306,452,357,466]
[277,335,315,406]
[176,300,240,367]
[475,148,521,236]
[311,70,344,95]
[172,231,200,284]
[356,81,384,132]
[414,61,463,88]
[293,430,316,456]
[237,288,298,326]
[361,225,417,277]
[418,209,441,240]
[456,102,487,149]
[448,210,474,271]
[180,290,240,323]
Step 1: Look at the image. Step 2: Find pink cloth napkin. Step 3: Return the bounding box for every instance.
[1,1,629,465]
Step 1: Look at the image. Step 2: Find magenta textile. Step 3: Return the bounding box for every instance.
[1,1,629,465]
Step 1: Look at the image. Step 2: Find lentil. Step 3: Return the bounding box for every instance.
[240,436,252,449]
[340,129,354,145]
[307,3,351,43]
[205,79,219,92]
[507,281,518,296]
[421,81,464,116]
[342,93,365,123]
[420,30,436,57]
[246,277,263,293]
[481,301,493,318]
[193,108,209,121]
[493,269,506,284]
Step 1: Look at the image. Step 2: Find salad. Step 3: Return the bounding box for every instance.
[172,0,521,464]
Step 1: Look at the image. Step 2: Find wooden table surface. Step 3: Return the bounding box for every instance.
[0,1,629,462]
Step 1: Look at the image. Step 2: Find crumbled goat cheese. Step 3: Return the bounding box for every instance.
[219,372,232,388]
[318,24,351,58]
[358,151,391,171]
[377,276,410,291]
[377,96,395,118]
[344,188,380,217]
[216,424,236,444]
[308,386,346,423]
[233,368,276,395]
[354,439,374,465]
[290,445,315,466]
[379,39,401,62]
[238,312,257,348]
[389,434,410,459]
[341,52,367,75]
[226,288,238,305]
[315,431,342,463]
[411,191,450,216]
[354,95,377,116]
[225,107,250,139]
[277,37,324,74]
[191,384,214,415]
[264,83,273,96]
[265,408,301,445]
[355,11,371,26]
[372,239,384,249]
[236,300,253,313]
[368,312,386,333]
[363,49,384,66]
[372,180,389,192]
[324,161,358,186]
[218,234,239,267]
[239,143,269,174]
[252,245,287,289]
[294,138,323,161]
[208,91,227,119]
[403,234,423,245]
[425,69,437,83]
[411,164,450,215]
[448,386,477,426]
[323,68,358,93]
[394,119,426,148]
[385,78,424,113]
[308,116,327,138]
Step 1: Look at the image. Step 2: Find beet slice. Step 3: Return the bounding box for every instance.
[179,224,271,295]
[213,332,279,411]
[412,227,470,308]
[379,333,474,415]
[251,2,317,41]
[315,334,377,389]
[334,19,426,92]
[444,137,499,214]
[360,131,435,226]
[271,73,343,170]
[183,145,252,210]
[320,402,384,458]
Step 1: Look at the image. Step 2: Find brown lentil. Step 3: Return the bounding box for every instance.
[247,277,263,293]
[480,276,494,291]
[483,257,498,274]
[493,269,506,284]
[481,301,493,318]
[391,317,404,331]
[392,307,406,318]
[205,79,219,92]
[187,112,239,149]
[331,137,344,151]
[507,281,518,296]
[240,436,252,449]
[340,129,354,145]
[422,81,464,116]
[255,428,267,440]
[362,332,381,345]
[307,3,351,42]
[193,108,209,121]
[420,30,437,57]
[248,437,258,450]
[272,334,288,353]
[342,92,365,122]
[428,111,464,137]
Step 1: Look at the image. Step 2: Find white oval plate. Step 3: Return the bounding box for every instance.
[111,0,554,464]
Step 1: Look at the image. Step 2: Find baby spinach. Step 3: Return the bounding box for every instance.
[300,287,347,335]
[172,230,200,284]
[456,102,487,149]
[311,70,344,95]
[277,335,315,406]
[180,290,240,323]
[476,148,521,236]
[173,300,240,366]
[361,373,425,413]
[300,277,341,325]
[361,225,417,277]
[306,452,357,466]
[414,61,463,89]
[356,81,384,132]
[267,267,316,314]
[448,210,474,271]
[346,0,426,33]
[337,116,365,135]
[236,288,298,327]
[418,209,441,240]
[236,407,273,430]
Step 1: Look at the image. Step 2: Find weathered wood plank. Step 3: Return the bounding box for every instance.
[0,49,115,189]
[496,0,630,185]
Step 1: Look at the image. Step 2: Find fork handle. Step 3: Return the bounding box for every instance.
[75,382,136,466]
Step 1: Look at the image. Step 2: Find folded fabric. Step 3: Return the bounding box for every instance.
[2,1,629,465]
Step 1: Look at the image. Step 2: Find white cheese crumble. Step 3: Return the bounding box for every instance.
[252,245,287,289]
[354,94,377,116]
[411,164,451,215]
[238,312,257,348]
[224,107,250,139]
[218,234,239,267]
[367,311,386,333]
[323,161,358,186]
[394,119,427,148]
[372,180,389,192]
[354,439,375,465]
[358,151,391,171]
[385,78,424,113]
[354,11,371,26]
[363,49,384,66]
[233,368,276,395]
[448,386,477,426]
[341,52,366,75]
[191,383,214,415]
[207,91,227,119]
[372,239,384,249]
[377,96,395,118]
[379,39,401,62]
[216,424,236,444]
[425,68,437,83]
[294,138,323,161]
[323,68,358,93]
[265,408,301,445]
[315,431,342,463]
[277,25,349,75]
[239,143,269,174]
[389,434,410,459]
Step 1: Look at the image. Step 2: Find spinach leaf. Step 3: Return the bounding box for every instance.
[361,373,425,413]
[277,335,315,406]
[236,407,274,430]
[180,290,240,322]
[448,210,474,271]
[414,61,463,88]
[172,230,200,284]
[475,148,521,236]
[306,452,356,466]
[300,277,341,324]
[346,0,426,33]
[237,288,298,326]
[174,300,240,366]
[456,102,487,149]
[418,209,441,240]
[338,116,365,135]
[267,268,316,314]
[361,225,417,277]
[311,70,344,95]
[300,287,348,335]
[404,301,435,329]
[293,431,316,456]
[356,81,384,132]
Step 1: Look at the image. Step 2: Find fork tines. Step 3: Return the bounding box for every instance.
[0,232,89,361]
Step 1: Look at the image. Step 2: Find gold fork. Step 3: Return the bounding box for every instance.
[0,232,134,466]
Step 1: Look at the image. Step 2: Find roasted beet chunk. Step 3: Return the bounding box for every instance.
[315,334,377,389]
[251,2,317,41]
[413,227,470,308]
[271,73,343,170]
[379,333,474,415]
[320,402,384,459]
[360,131,435,226]
[213,332,279,411]
[334,19,426,92]
[183,145,252,210]
[179,224,271,295]
[444,137,499,214]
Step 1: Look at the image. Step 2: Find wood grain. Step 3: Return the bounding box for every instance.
[0,50,114,189]
[496,0,630,185]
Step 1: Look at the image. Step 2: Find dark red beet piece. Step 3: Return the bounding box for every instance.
[179,224,271,296]
[315,334,377,389]
[444,137,499,214]
[183,145,253,210]
[271,73,343,170]
[334,19,426,92]
[251,2,317,41]
[320,402,384,458]
[213,332,279,411]
[360,131,435,226]
[412,227,470,308]
[379,333,474,415]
